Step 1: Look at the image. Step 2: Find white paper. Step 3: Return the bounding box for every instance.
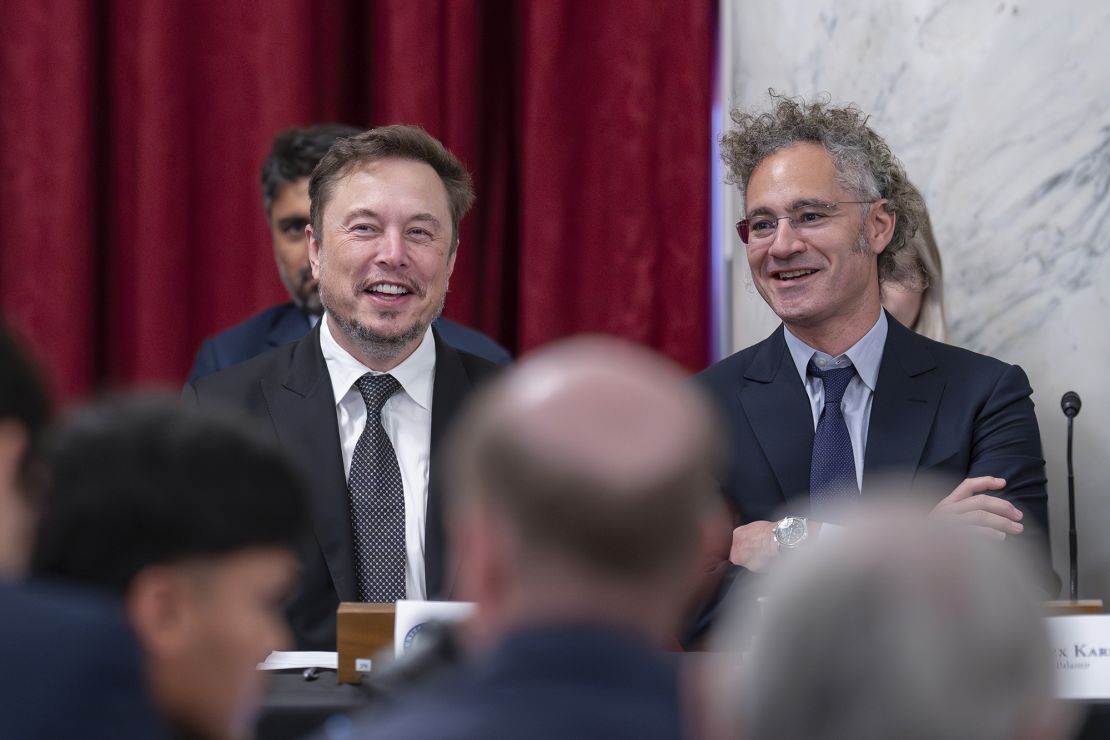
[394,599,476,658]
[1046,615,1110,699]
[256,651,339,671]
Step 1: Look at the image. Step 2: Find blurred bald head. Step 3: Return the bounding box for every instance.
[446,337,723,633]
[712,507,1068,740]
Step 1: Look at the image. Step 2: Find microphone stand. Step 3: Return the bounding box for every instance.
[1046,391,1101,615]
[1067,410,1077,601]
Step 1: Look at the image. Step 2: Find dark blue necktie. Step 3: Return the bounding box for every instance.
[808,361,859,515]
[349,373,407,603]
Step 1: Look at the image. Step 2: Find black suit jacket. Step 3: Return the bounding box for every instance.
[184,324,498,649]
[696,313,1051,566]
[188,302,511,383]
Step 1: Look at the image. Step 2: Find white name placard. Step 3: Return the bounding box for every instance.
[393,599,476,658]
[1046,615,1110,699]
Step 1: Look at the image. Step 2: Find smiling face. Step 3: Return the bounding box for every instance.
[308,157,457,370]
[268,178,320,315]
[744,143,894,352]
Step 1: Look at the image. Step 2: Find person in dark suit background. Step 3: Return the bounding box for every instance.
[320,337,723,740]
[695,95,1050,598]
[0,321,165,739]
[187,124,510,383]
[185,125,499,650]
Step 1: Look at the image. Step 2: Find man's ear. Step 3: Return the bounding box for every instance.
[126,566,194,659]
[867,199,897,255]
[307,225,322,280]
[446,242,458,281]
[452,503,515,650]
[0,421,31,576]
[452,503,509,605]
[0,421,27,498]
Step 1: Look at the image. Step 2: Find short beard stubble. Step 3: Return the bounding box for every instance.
[320,281,446,367]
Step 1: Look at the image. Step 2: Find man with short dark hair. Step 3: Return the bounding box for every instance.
[332,337,722,740]
[188,124,509,382]
[186,125,499,650]
[696,95,1051,610]
[33,397,308,740]
[0,322,165,739]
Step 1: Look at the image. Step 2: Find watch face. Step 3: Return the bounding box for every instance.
[775,517,807,547]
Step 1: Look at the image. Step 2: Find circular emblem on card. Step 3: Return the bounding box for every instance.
[403,622,428,652]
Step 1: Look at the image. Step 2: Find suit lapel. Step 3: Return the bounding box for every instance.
[738,327,815,506]
[862,316,944,494]
[263,325,358,602]
[426,330,474,597]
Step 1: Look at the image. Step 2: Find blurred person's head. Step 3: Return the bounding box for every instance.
[721,93,926,348]
[711,507,1068,740]
[444,336,724,646]
[33,398,308,740]
[0,321,51,577]
[881,200,948,342]
[307,125,475,370]
[261,124,361,315]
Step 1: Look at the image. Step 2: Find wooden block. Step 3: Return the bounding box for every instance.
[337,603,396,684]
[1043,599,1105,616]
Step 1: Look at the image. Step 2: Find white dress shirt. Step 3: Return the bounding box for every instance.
[783,312,888,492]
[319,316,434,600]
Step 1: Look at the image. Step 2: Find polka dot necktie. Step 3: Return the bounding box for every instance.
[808,361,859,515]
[349,373,406,603]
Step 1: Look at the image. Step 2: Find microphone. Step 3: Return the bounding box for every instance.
[1062,391,1082,418]
[1061,391,1082,601]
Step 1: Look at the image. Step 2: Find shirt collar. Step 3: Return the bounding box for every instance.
[783,311,888,392]
[319,315,436,411]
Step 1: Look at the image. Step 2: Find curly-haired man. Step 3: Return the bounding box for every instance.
[693,95,1052,630]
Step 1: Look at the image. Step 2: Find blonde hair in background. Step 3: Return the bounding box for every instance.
[910,208,949,343]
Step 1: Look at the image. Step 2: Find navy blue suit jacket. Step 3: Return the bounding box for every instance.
[0,581,166,739]
[184,325,498,650]
[188,302,511,383]
[328,626,684,740]
[695,313,1053,584]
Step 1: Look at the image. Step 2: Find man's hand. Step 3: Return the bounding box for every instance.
[729,520,778,571]
[931,476,1024,540]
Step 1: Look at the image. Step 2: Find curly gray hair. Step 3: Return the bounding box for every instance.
[721,93,925,285]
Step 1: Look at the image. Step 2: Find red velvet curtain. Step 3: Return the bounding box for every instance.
[0,0,712,401]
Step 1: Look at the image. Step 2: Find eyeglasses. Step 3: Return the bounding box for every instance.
[736,201,875,245]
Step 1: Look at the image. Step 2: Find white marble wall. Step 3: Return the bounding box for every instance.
[719,0,1110,596]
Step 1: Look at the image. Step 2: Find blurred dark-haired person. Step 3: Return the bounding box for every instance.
[693,94,1051,633]
[321,337,722,740]
[880,191,949,342]
[188,124,509,383]
[0,323,165,739]
[33,398,308,740]
[186,125,499,650]
[710,509,1070,740]
[0,322,50,578]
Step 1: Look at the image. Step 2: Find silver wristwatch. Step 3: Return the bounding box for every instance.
[772,516,808,550]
